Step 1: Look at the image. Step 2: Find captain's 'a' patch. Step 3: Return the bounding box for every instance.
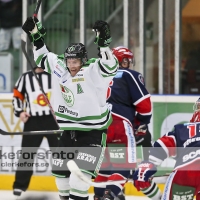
[77,83,84,94]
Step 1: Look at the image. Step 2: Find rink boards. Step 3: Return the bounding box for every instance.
[0,94,198,195]
[0,174,165,196]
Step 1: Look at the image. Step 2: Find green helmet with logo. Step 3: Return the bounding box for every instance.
[64,43,88,65]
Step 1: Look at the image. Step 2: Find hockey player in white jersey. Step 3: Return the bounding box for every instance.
[22,17,118,200]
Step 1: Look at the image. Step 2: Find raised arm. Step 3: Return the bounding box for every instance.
[22,17,68,76]
[92,20,118,78]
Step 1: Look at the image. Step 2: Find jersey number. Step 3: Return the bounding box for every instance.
[106,80,113,100]
[187,124,196,138]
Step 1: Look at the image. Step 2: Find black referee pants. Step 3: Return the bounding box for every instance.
[13,115,59,191]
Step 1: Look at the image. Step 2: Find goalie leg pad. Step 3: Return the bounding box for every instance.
[55,177,70,198]
[69,172,91,198]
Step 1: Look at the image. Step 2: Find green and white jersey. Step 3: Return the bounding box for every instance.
[34,45,118,131]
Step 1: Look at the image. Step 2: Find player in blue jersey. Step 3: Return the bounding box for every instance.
[133,120,200,200]
[94,47,161,200]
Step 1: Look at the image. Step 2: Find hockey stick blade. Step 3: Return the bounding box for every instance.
[0,129,63,135]
[67,160,126,187]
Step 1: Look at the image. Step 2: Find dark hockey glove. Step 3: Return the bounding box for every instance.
[134,123,147,136]
[133,161,157,191]
[93,20,112,47]
[22,17,46,43]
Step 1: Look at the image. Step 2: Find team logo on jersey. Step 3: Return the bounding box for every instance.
[77,83,84,94]
[33,92,51,106]
[60,85,74,107]
[138,74,145,85]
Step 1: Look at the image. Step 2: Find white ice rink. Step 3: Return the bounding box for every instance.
[0,190,149,200]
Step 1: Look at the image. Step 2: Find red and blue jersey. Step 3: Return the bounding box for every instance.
[190,111,200,122]
[107,68,152,126]
[149,122,200,170]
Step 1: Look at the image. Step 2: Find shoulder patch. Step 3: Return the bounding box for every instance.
[138,74,145,85]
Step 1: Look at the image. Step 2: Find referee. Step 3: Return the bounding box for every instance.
[12,67,59,198]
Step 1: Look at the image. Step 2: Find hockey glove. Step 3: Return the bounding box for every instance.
[93,20,112,47]
[133,161,157,191]
[134,124,147,136]
[22,17,46,43]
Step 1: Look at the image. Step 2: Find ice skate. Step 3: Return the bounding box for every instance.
[102,189,115,200]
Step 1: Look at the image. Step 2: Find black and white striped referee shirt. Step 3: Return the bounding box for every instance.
[13,70,52,117]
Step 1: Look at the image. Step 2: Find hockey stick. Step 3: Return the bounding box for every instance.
[33,0,42,17]
[0,129,63,136]
[21,37,60,129]
[67,160,169,186]
[21,0,59,129]
[67,160,127,187]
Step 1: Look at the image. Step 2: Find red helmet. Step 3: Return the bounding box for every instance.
[112,46,135,67]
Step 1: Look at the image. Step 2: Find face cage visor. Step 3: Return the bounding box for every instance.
[121,57,135,68]
[193,100,200,112]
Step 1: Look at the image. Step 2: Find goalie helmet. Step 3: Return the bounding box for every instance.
[193,98,200,112]
[112,46,135,68]
[64,43,88,65]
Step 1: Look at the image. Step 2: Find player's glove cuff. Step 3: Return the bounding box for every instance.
[94,36,112,47]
